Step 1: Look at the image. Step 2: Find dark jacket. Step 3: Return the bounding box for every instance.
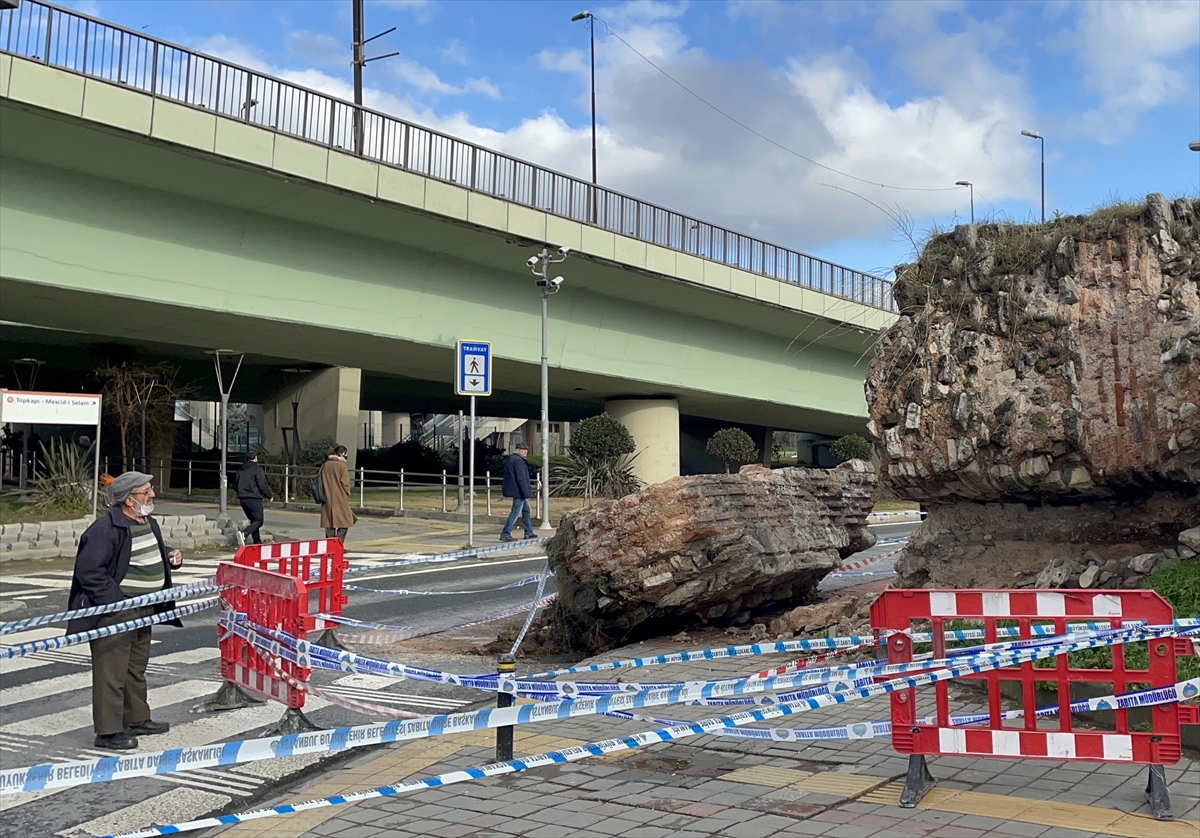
[501,453,532,500]
[66,507,182,635]
[236,460,273,500]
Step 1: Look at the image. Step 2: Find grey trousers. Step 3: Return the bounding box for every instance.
[89,605,154,735]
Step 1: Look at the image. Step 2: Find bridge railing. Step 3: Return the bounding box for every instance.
[0,0,895,312]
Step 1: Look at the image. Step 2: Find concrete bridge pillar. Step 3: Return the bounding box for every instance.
[263,367,362,470]
[381,412,411,446]
[605,398,680,486]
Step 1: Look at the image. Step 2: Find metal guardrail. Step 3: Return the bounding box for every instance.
[0,0,895,312]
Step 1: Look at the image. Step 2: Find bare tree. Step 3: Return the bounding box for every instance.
[96,362,181,471]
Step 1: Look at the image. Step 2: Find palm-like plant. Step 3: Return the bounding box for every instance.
[28,440,92,515]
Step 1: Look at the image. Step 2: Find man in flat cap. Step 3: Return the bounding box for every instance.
[67,471,184,750]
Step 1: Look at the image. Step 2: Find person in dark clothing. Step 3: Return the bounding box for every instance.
[500,443,535,542]
[68,471,183,751]
[235,450,273,546]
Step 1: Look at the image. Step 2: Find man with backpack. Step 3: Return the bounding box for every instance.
[235,450,272,545]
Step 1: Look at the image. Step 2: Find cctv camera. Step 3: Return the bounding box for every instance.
[526,255,540,268]
[551,277,564,288]
[558,246,572,257]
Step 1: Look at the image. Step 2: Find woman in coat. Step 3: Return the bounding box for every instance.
[319,445,357,543]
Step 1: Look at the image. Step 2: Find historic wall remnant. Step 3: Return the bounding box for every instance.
[866,194,1199,587]
[546,461,876,649]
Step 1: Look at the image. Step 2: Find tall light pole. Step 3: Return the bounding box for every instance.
[571,11,597,223]
[527,247,571,530]
[208,350,244,519]
[351,0,397,157]
[1021,129,1044,223]
[955,181,974,224]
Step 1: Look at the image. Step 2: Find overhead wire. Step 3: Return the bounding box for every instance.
[590,15,961,194]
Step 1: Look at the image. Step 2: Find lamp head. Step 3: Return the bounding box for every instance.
[955,181,971,187]
[1190,140,1200,152]
[1020,130,1042,140]
[571,11,591,21]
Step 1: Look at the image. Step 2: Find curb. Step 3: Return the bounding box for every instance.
[866,509,924,525]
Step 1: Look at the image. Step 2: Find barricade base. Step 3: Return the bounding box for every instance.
[265,707,322,736]
[899,754,934,808]
[191,681,268,714]
[1146,765,1174,821]
[313,628,348,652]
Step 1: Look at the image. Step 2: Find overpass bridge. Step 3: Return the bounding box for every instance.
[0,1,895,482]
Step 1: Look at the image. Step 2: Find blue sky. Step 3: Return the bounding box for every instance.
[70,0,1200,278]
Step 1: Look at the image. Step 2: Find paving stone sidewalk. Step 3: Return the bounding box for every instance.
[213,638,1200,838]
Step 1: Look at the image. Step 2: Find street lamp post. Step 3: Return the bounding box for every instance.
[572,11,597,223]
[1021,130,1044,223]
[955,181,974,224]
[350,0,398,157]
[208,350,245,519]
[527,247,572,530]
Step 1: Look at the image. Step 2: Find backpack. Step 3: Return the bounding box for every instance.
[310,471,326,505]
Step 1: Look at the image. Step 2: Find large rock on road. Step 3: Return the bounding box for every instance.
[546,461,876,650]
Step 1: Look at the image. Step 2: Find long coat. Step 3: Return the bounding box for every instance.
[319,456,358,529]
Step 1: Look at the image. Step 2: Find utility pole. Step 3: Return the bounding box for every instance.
[527,247,571,530]
[351,0,397,157]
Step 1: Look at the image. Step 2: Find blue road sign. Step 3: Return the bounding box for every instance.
[455,340,492,396]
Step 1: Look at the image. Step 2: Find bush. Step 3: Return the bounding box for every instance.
[706,428,758,473]
[553,415,639,501]
[569,415,636,462]
[550,454,643,499]
[831,434,874,463]
[28,440,92,515]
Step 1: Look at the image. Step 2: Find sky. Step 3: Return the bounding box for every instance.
[66,0,1200,279]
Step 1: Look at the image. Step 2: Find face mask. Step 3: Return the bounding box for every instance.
[130,499,154,517]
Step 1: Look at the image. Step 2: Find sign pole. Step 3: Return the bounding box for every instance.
[468,395,476,547]
[92,394,103,518]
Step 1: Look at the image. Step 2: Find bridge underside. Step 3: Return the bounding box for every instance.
[0,93,878,440]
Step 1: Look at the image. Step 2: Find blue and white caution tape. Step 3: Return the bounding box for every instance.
[341,539,551,576]
[344,573,550,597]
[509,566,550,655]
[312,594,558,644]
[99,624,1175,836]
[0,582,222,635]
[607,676,1200,744]
[6,621,1165,798]
[0,600,217,659]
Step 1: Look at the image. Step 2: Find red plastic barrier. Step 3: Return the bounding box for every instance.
[234,539,348,633]
[871,589,1184,763]
[216,562,309,709]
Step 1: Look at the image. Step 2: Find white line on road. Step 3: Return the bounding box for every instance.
[0,680,216,737]
[53,786,228,838]
[351,554,548,585]
[1,648,220,707]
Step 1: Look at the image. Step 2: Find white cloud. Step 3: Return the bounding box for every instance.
[538,48,587,75]
[375,0,433,25]
[195,2,1040,264]
[438,38,469,66]
[285,31,345,67]
[1062,0,1200,141]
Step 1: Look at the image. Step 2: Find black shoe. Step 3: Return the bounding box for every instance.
[126,719,170,736]
[523,533,537,540]
[95,732,139,750]
[499,534,516,542]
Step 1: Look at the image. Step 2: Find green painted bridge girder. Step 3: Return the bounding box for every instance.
[0,56,890,436]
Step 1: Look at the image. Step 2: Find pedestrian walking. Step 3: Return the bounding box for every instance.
[499,442,535,542]
[235,450,272,546]
[319,444,357,543]
[67,471,183,751]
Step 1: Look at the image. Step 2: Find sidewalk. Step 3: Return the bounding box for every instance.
[209,638,1200,838]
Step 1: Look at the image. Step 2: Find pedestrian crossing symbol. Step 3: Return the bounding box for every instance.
[455,340,492,396]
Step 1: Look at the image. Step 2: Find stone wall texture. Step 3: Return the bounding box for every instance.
[546,461,876,648]
[867,194,1199,503]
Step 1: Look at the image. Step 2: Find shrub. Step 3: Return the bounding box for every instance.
[706,428,758,473]
[831,434,874,463]
[554,415,639,501]
[28,440,92,515]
